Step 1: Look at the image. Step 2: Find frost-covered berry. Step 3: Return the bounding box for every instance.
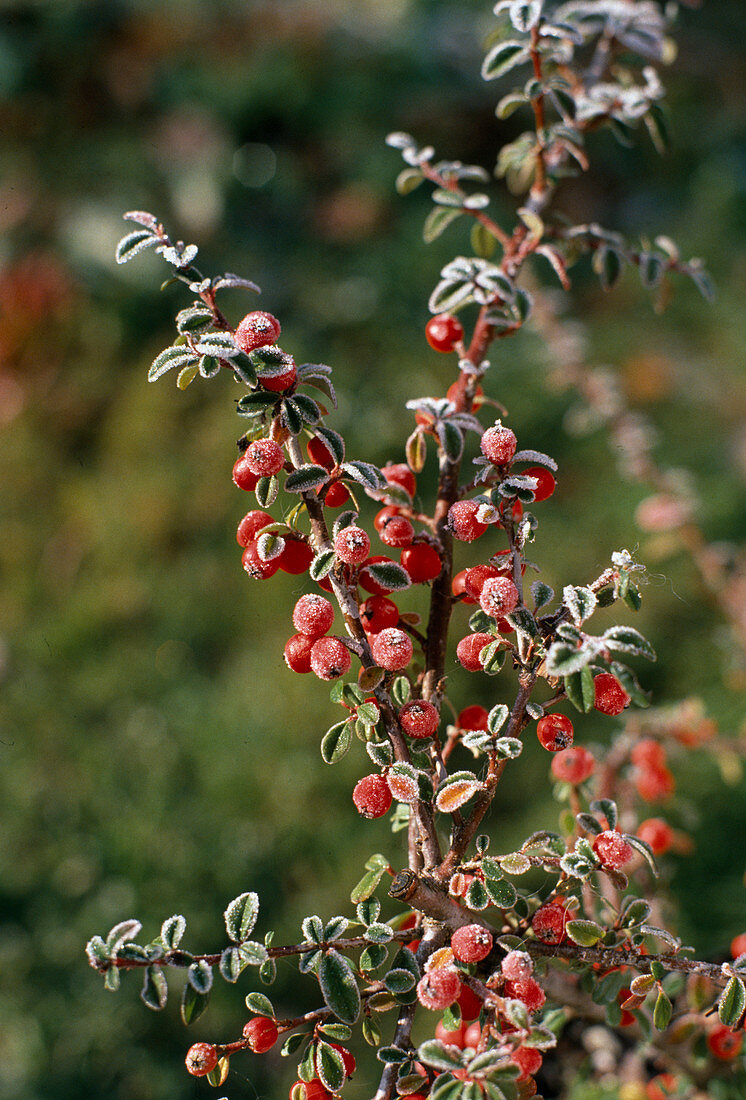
[244,438,285,477]
[636,817,674,856]
[293,594,335,638]
[503,977,546,1013]
[501,950,534,982]
[234,310,282,353]
[382,462,416,499]
[480,423,517,466]
[593,672,630,716]
[416,967,461,1010]
[448,500,488,542]
[531,903,567,945]
[232,454,260,491]
[352,773,392,818]
[371,627,413,671]
[283,633,315,674]
[536,713,574,752]
[378,514,414,548]
[524,465,555,501]
[334,525,371,565]
[242,540,282,580]
[512,1046,543,1082]
[593,830,634,869]
[185,1042,219,1077]
[400,543,442,584]
[309,637,351,681]
[243,1016,279,1053]
[359,595,400,634]
[456,633,494,672]
[479,576,519,618]
[236,509,275,547]
[457,705,489,731]
[387,769,419,804]
[550,746,595,785]
[399,699,440,739]
[425,313,464,353]
[450,924,493,963]
[374,505,402,532]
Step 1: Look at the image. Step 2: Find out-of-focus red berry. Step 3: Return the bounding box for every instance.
[707,1023,743,1060]
[637,818,674,856]
[550,746,596,785]
[631,739,666,768]
[635,764,675,802]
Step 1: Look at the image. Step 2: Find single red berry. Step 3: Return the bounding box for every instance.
[531,903,567,945]
[401,543,442,584]
[283,633,315,674]
[243,1016,279,1053]
[379,514,415,547]
[708,1023,743,1060]
[307,435,337,470]
[457,705,489,731]
[359,555,399,595]
[359,595,400,634]
[435,1019,468,1048]
[232,454,260,491]
[425,313,464,353]
[512,1046,543,1082]
[451,924,493,963]
[646,1074,678,1100]
[399,699,440,739]
[259,357,297,392]
[374,505,402,533]
[523,465,556,502]
[731,933,746,959]
[501,950,534,982]
[417,967,461,1010]
[334,525,371,565]
[551,746,596,785]
[292,594,335,638]
[309,637,351,681]
[371,627,413,671]
[503,977,546,1013]
[480,423,517,466]
[352,773,392,818]
[236,509,275,547]
[637,817,674,856]
[456,981,484,1021]
[536,713,574,752]
[448,500,488,542]
[292,1079,334,1100]
[464,563,502,599]
[631,738,666,768]
[382,462,416,499]
[593,672,630,716]
[635,764,675,802]
[463,1020,483,1049]
[456,633,494,672]
[243,438,285,478]
[185,1042,219,1077]
[242,540,282,580]
[278,537,314,574]
[323,480,350,507]
[479,576,519,618]
[593,829,634,869]
[452,569,478,605]
[234,310,282,354]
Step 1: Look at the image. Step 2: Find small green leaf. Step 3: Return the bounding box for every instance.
[245,991,275,1016]
[219,947,243,983]
[160,915,186,950]
[565,919,604,946]
[188,959,214,993]
[285,465,329,493]
[384,968,416,994]
[423,206,463,244]
[484,876,518,908]
[653,988,672,1030]
[181,982,210,1025]
[316,1040,347,1092]
[141,965,168,1010]
[718,976,746,1028]
[321,720,352,764]
[482,41,529,81]
[319,949,361,1025]
[310,548,336,581]
[564,666,595,713]
[224,892,259,943]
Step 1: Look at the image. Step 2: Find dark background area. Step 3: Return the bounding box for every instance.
[0,1,744,1097]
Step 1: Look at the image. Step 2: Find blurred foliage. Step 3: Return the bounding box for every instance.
[0,1,744,1097]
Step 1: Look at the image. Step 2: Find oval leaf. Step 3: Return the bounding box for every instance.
[319,948,361,1025]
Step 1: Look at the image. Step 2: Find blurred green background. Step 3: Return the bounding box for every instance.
[1,1,745,1097]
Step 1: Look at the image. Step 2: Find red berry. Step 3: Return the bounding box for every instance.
[309,637,351,680]
[278,537,314,574]
[371,627,413,671]
[480,423,517,466]
[307,435,337,470]
[456,981,484,1021]
[731,933,746,959]
[536,713,574,752]
[448,500,488,542]
[242,540,282,580]
[334,525,371,565]
[359,595,400,634]
[451,924,493,963]
[435,1019,468,1047]
[352,773,392,818]
[551,746,595,785]
[236,509,275,547]
[234,310,282,354]
[501,950,534,981]
[531,903,567,945]
[593,830,634,869]
[635,764,675,802]
[378,514,414,548]
[359,555,399,595]
[243,1016,279,1053]
[417,967,461,1009]
[631,738,666,768]
[232,454,260,491]
[399,699,440,739]
[447,379,484,410]
[523,465,556,502]
[452,569,478,605]
[464,564,502,599]
[593,672,630,716]
[258,354,297,392]
[511,1046,542,1081]
[479,576,519,618]
[457,705,489,731]
[185,1042,219,1077]
[374,505,402,533]
[463,1020,483,1049]
[243,438,285,477]
[382,462,416,499]
[708,1023,743,1060]
[401,544,442,584]
[637,817,674,856]
[425,313,464,353]
[292,1079,334,1100]
[284,633,315,674]
[503,977,546,1013]
[293,594,334,638]
[323,480,350,507]
[456,633,494,672]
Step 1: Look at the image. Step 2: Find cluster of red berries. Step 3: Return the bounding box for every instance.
[283,594,353,680]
